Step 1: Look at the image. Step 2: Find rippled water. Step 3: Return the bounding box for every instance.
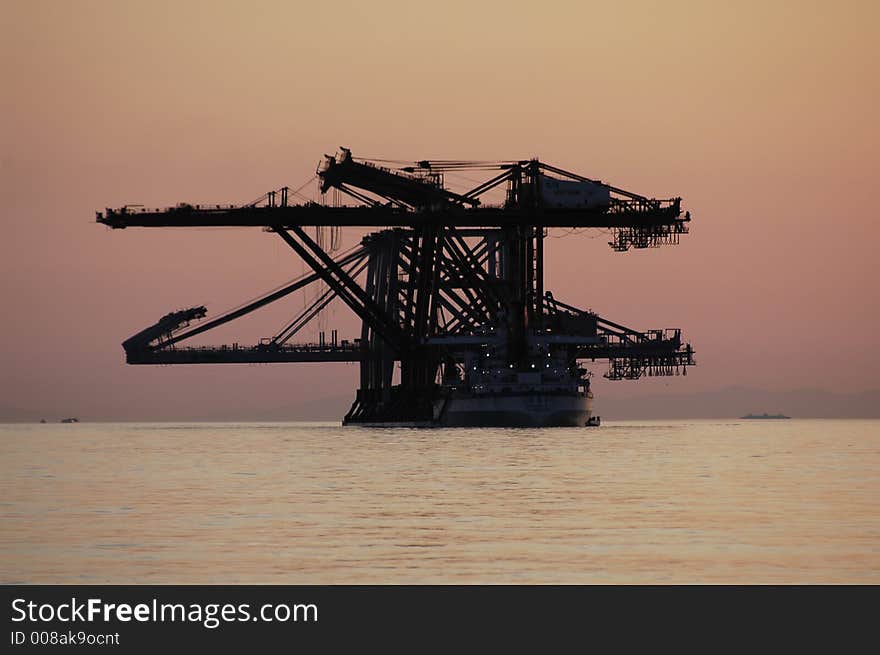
[1,420,878,583]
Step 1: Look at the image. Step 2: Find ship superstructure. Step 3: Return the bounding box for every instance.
[97,148,695,426]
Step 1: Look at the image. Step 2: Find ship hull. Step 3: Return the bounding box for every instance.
[439,393,592,428]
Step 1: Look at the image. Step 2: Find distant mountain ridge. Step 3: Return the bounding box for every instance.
[2,387,878,422]
[592,387,880,420]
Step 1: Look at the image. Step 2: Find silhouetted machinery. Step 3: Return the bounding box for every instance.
[98,147,694,426]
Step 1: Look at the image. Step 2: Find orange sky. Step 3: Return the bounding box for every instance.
[2,1,878,419]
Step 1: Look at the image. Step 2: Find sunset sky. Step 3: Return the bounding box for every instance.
[2,1,878,419]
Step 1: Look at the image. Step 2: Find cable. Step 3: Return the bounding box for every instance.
[205,242,362,319]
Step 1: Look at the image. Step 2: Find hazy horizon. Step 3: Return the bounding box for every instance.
[4,386,879,423]
[3,1,878,421]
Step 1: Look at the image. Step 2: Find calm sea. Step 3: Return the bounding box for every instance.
[1,420,878,584]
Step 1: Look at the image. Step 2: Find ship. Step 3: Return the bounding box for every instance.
[361,342,595,428]
[740,413,790,419]
[440,384,594,428]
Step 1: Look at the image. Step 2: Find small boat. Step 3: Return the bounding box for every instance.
[740,413,790,420]
[586,415,601,427]
[60,417,79,423]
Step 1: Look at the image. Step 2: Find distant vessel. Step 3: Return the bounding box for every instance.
[740,412,790,420]
[60,417,79,423]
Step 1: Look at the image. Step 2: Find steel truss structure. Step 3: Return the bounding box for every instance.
[98,148,695,424]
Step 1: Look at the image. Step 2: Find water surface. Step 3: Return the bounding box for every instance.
[1,420,877,583]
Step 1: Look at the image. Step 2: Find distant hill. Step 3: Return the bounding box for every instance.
[2,388,878,423]
[208,394,351,422]
[213,387,880,421]
[592,387,880,420]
